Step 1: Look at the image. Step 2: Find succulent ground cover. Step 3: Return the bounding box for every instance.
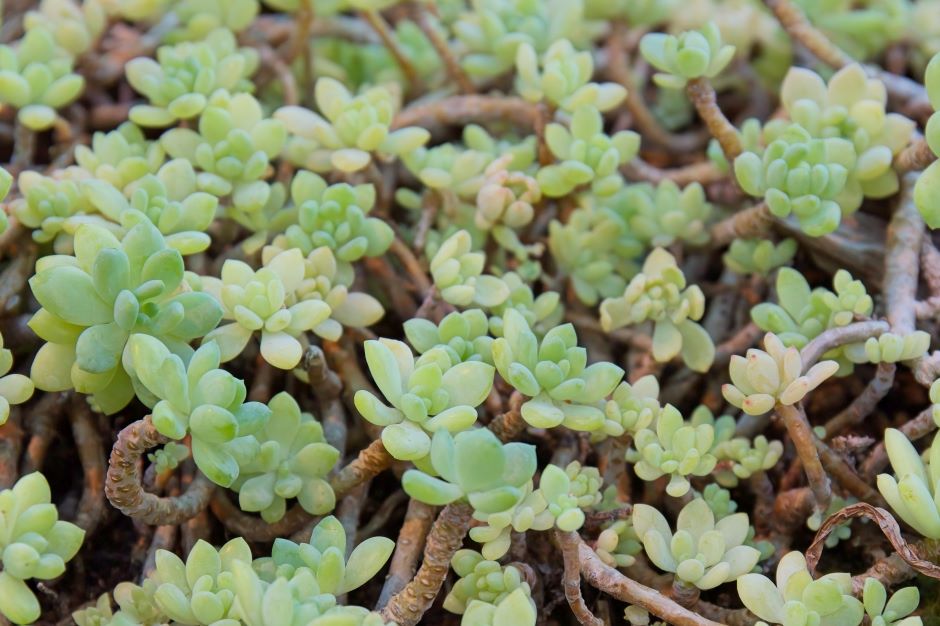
[3,0,940,624]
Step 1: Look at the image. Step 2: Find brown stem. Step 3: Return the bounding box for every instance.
[894,138,936,174]
[822,362,895,438]
[685,77,742,162]
[763,0,853,68]
[799,320,890,370]
[330,438,395,497]
[69,398,106,535]
[557,529,604,626]
[20,392,65,474]
[0,407,23,489]
[691,600,758,626]
[568,533,725,626]
[105,416,215,525]
[360,9,421,90]
[708,203,774,248]
[814,438,886,507]
[258,43,299,107]
[776,403,831,514]
[410,4,473,94]
[358,489,408,540]
[623,159,726,187]
[388,236,432,293]
[392,95,540,132]
[381,502,474,626]
[488,391,526,443]
[850,538,940,593]
[376,498,436,609]
[606,22,706,153]
[884,172,924,337]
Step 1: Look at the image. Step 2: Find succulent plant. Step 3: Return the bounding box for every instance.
[493,309,624,432]
[793,0,908,61]
[402,427,537,514]
[125,28,259,127]
[806,495,856,549]
[231,392,339,522]
[74,122,166,192]
[160,91,286,215]
[268,171,393,274]
[28,220,223,413]
[148,441,190,474]
[0,27,85,130]
[444,550,535,625]
[690,405,784,486]
[600,248,714,372]
[723,238,798,277]
[536,106,639,198]
[280,246,386,341]
[431,230,510,308]
[402,144,490,198]
[627,404,719,497]
[203,249,332,369]
[453,0,597,79]
[24,0,106,57]
[354,338,494,460]
[914,53,940,228]
[639,22,736,89]
[548,204,641,306]
[877,429,940,539]
[618,180,713,247]
[486,273,564,338]
[168,0,260,42]
[722,332,839,416]
[539,462,602,530]
[773,64,915,203]
[252,515,394,595]
[595,518,643,568]
[0,331,34,426]
[83,159,218,255]
[515,39,626,113]
[843,331,931,364]
[601,375,661,439]
[751,267,874,374]
[276,78,430,173]
[862,578,922,626]
[405,309,495,365]
[127,336,270,486]
[460,587,537,626]
[734,124,855,237]
[633,498,761,590]
[475,156,541,232]
[11,170,100,249]
[0,472,85,624]
[737,551,863,626]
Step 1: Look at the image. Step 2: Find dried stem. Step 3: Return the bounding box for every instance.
[105,415,215,525]
[763,0,853,68]
[330,438,395,497]
[557,529,604,626]
[685,77,742,162]
[392,95,540,132]
[799,320,890,370]
[376,499,436,609]
[814,438,886,506]
[884,173,923,337]
[0,408,23,489]
[708,203,774,248]
[488,391,526,442]
[623,159,726,187]
[21,392,65,474]
[209,493,313,541]
[822,362,895,438]
[775,403,831,514]
[410,3,473,94]
[381,502,474,626]
[894,138,936,174]
[568,532,725,626]
[388,236,432,293]
[360,10,421,90]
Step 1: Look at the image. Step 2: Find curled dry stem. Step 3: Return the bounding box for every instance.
[775,403,831,515]
[105,415,215,526]
[567,532,725,626]
[381,502,474,626]
[805,503,940,584]
[685,77,742,162]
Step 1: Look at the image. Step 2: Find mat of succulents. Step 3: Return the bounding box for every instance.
[1,0,940,624]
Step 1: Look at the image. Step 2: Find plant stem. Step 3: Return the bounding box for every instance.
[488,391,526,442]
[822,362,895,438]
[623,159,726,187]
[381,502,474,626]
[360,9,421,91]
[799,320,890,370]
[894,138,936,173]
[69,398,106,535]
[775,403,831,515]
[708,203,774,248]
[884,172,923,336]
[330,438,395,497]
[410,3,473,94]
[862,405,936,480]
[392,95,540,132]
[105,416,215,525]
[376,498,436,609]
[685,77,742,162]
[566,532,725,626]
[557,529,604,626]
[763,0,853,68]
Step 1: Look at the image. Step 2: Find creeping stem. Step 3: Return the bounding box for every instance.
[775,403,831,515]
